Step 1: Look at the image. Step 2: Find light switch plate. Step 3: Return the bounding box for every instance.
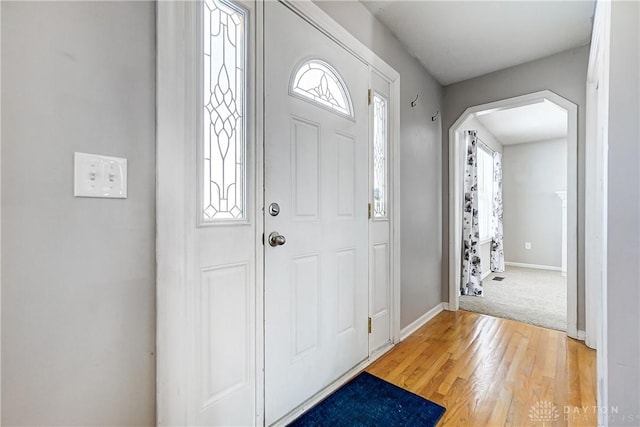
[74,152,127,198]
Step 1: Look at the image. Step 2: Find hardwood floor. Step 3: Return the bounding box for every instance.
[366,310,597,426]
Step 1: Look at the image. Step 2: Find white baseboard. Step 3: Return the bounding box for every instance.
[400,303,445,341]
[443,302,451,311]
[577,330,586,341]
[505,261,562,272]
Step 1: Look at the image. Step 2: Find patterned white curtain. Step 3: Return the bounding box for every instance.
[461,131,483,296]
[490,151,505,272]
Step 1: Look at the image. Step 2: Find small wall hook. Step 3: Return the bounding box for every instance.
[431,110,440,121]
[410,94,419,108]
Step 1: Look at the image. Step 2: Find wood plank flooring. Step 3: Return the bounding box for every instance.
[366,310,597,426]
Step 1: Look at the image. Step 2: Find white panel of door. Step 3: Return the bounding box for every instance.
[369,71,392,354]
[191,0,257,424]
[199,263,250,406]
[264,2,369,424]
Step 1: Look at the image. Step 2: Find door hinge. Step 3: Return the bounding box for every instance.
[368,89,372,105]
[262,233,264,245]
[368,203,372,219]
[368,317,372,334]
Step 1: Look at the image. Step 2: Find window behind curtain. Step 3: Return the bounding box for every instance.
[477,146,494,241]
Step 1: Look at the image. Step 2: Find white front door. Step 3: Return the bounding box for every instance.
[264,2,370,423]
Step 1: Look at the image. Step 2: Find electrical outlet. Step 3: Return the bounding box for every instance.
[524,242,532,250]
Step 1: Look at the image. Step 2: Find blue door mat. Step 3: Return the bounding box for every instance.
[288,371,446,426]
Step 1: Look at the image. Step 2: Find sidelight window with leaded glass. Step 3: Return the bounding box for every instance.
[372,92,388,219]
[202,0,247,221]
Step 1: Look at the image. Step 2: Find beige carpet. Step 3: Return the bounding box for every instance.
[459,266,567,331]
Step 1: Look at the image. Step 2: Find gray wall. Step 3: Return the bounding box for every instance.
[606,0,639,422]
[442,45,589,330]
[1,2,156,425]
[315,1,443,328]
[503,139,567,267]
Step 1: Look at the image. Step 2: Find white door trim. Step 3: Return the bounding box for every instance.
[156,3,190,423]
[447,90,580,339]
[255,2,265,425]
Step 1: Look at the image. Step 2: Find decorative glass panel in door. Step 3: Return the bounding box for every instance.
[372,92,388,218]
[202,0,247,221]
[290,59,354,118]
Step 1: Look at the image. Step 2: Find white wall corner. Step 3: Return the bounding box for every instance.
[0,0,3,420]
[400,303,445,341]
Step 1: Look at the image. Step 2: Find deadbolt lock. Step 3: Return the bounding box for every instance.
[268,202,280,216]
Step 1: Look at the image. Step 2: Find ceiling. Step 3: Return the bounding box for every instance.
[361,0,595,85]
[474,100,567,145]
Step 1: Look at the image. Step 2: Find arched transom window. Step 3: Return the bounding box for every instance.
[290,59,354,118]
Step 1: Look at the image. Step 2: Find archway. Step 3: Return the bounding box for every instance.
[448,90,579,338]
